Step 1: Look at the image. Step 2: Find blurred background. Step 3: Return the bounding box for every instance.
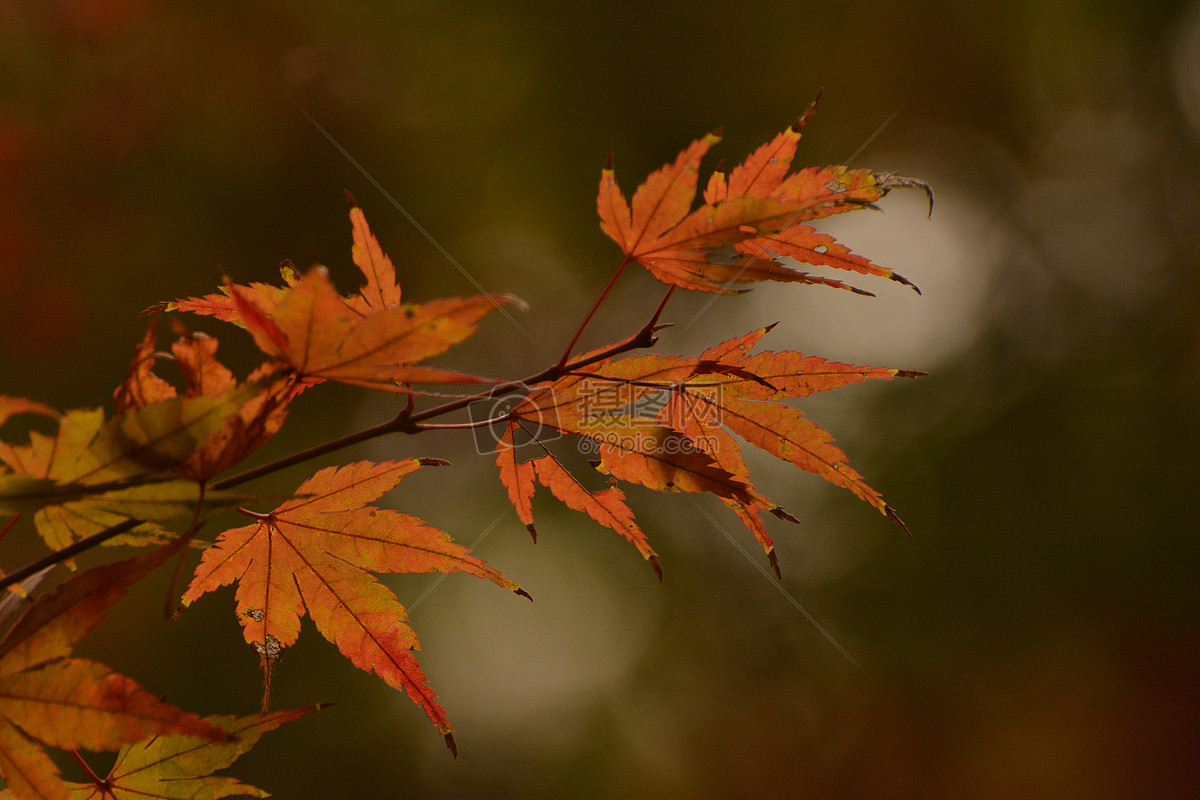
[2,0,1199,797]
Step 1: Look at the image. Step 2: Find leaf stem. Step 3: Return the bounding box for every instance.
[210,295,666,492]
[210,415,404,491]
[71,750,106,787]
[0,514,19,542]
[163,481,207,619]
[0,517,141,592]
[556,256,632,370]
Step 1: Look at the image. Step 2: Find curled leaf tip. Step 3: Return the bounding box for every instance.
[444,731,459,758]
[603,148,613,170]
[875,172,935,218]
[767,549,781,580]
[141,302,168,317]
[525,523,538,542]
[418,457,451,467]
[891,270,920,294]
[516,587,533,602]
[499,293,530,312]
[344,189,358,207]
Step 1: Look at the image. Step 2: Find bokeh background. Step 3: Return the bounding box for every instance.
[3,1,1199,797]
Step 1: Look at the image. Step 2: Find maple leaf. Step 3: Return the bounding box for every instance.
[496,424,661,578]
[345,194,402,314]
[41,706,323,800]
[0,545,226,800]
[163,204,514,392]
[229,266,511,390]
[495,327,920,574]
[114,318,293,482]
[177,459,530,754]
[0,388,257,552]
[598,99,931,294]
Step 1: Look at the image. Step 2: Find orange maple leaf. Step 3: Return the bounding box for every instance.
[0,546,226,800]
[114,318,293,482]
[494,327,919,575]
[598,98,931,294]
[228,266,509,390]
[496,423,661,578]
[163,204,513,392]
[345,196,403,314]
[177,459,530,754]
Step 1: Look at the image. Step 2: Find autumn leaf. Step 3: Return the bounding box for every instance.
[114,318,294,482]
[177,459,530,753]
[163,204,513,392]
[345,194,402,314]
[496,423,661,578]
[228,266,510,390]
[0,545,226,800]
[494,327,919,574]
[158,261,299,328]
[0,388,257,551]
[598,100,931,294]
[51,706,324,800]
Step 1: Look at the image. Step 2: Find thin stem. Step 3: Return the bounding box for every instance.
[556,256,631,369]
[409,416,513,432]
[0,518,141,592]
[163,482,207,619]
[0,515,19,542]
[647,285,676,331]
[210,414,403,491]
[210,300,664,493]
[71,750,106,787]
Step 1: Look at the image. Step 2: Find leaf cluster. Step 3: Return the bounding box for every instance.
[0,102,927,797]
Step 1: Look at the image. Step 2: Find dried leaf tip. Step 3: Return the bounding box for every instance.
[498,292,531,313]
[875,173,935,219]
[445,731,459,758]
[791,89,822,134]
[344,189,358,208]
[603,148,614,171]
[884,505,911,538]
[418,457,451,467]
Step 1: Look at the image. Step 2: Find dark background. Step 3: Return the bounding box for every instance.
[3,1,1199,797]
